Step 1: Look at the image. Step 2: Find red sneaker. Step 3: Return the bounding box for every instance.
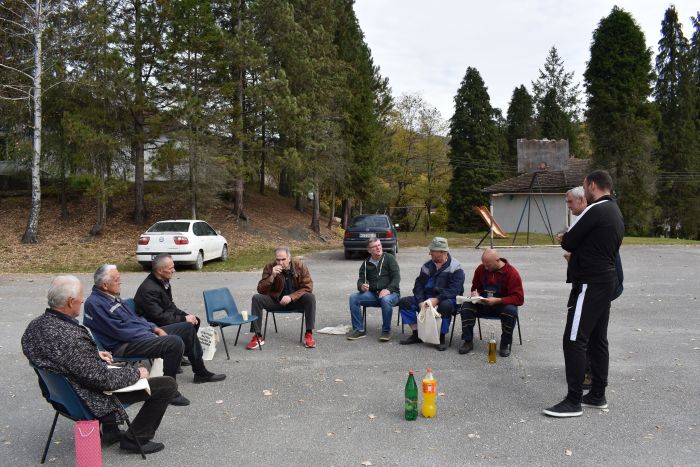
[304,332,316,349]
[246,335,264,350]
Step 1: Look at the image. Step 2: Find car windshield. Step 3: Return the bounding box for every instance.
[349,216,389,229]
[147,221,191,233]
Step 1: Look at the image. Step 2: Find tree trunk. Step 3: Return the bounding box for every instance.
[279,167,290,196]
[341,199,351,228]
[189,140,198,219]
[132,0,146,225]
[425,201,432,233]
[310,189,320,234]
[327,189,336,228]
[295,194,304,212]
[259,119,266,194]
[90,174,107,236]
[60,159,69,220]
[22,1,43,244]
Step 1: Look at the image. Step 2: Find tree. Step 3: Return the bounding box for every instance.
[654,5,700,238]
[0,1,63,243]
[447,67,500,232]
[532,46,580,149]
[584,6,658,235]
[505,85,536,165]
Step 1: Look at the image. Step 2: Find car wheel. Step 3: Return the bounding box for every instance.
[220,244,229,262]
[392,244,398,255]
[344,249,352,259]
[194,251,204,270]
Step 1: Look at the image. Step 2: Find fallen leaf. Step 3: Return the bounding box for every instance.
[368,414,375,419]
[326,432,335,437]
[215,400,223,404]
[361,462,373,466]
[334,378,344,382]
[263,389,273,396]
[565,449,572,456]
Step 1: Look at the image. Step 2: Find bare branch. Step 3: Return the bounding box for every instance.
[0,95,30,101]
[0,15,33,33]
[0,62,33,80]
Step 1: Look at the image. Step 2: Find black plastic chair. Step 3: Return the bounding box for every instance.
[449,311,523,346]
[31,365,146,463]
[263,308,305,344]
[202,288,260,358]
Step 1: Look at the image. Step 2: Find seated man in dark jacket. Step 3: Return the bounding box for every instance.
[84,265,225,407]
[399,237,465,351]
[22,275,176,454]
[134,254,200,329]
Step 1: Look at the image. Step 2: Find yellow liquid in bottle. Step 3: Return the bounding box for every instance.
[488,340,497,364]
[421,375,437,418]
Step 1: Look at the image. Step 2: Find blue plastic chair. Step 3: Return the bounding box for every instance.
[202,288,260,358]
[263,308,305,344]
[31,365,146,463]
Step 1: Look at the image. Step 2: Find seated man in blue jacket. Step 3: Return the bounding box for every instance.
[84,264,225,407]
[398,237,465,351]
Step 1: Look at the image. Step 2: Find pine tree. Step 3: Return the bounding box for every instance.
[584,6,658,235]
[447,67,500,232]
[505,85,536,165]
[654,5,700,238]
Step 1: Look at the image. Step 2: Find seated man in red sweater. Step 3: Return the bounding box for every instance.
[458,248,524,357]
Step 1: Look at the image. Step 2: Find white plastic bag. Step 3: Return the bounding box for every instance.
[417,300,442,345]
[197,326,219,361]
[150,358,164,377]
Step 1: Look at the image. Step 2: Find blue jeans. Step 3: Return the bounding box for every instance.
[349,291,399,332]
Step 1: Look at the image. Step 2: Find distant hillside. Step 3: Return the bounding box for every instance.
[0,186,343,273]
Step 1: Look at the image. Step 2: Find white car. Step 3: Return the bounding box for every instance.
[136,220,228,270]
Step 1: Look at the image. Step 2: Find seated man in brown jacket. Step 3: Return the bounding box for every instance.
[246,246,316,349]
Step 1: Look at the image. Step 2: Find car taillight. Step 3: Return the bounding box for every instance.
[138,236,150,245]
[344,231,351,239]
[385,230,393,238]
[174,236,189,245]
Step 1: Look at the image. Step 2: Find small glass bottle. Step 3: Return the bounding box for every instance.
[488,331,497,364]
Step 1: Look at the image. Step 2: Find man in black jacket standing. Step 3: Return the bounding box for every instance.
[543,170,624,418]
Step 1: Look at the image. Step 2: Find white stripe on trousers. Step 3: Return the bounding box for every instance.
[570,284,588,341]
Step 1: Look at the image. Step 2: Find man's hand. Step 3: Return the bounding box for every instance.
[360,283,369,292]
[185,314,198,325]
[563,252,571,262]
[428,298,439,308]
[154,327,167,336]
[280,295,292,306]
[138,367,149,379]
[98,351,113,364]
[378,289,390,299]
[470,290,480,298]
[271,265,283,278]
[482,297,501,306]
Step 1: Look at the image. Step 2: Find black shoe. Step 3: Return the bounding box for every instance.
[459,340,474,355]
[120,438,165,454]
[399,333,421,345]
[169,393,190,406]
[347,330,367,340]
[193,373,226,384]
[176,366,183,374]
[378,331,392,342]
[499,343,511,357]
[542,399,582,418]
[180,358,191,367]
[581,392,608,409]
[101,430,124,446]
[436,342,448,351]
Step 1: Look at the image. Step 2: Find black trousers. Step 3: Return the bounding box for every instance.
[563,281,615,403]
[102,376,177,442]
[116,322,208,378]
[250,293,316,334]
[459,302,518,344]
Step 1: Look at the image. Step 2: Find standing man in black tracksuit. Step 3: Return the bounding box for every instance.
[543,170,624,418]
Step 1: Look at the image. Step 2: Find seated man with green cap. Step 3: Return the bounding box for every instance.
[398,237,465,351]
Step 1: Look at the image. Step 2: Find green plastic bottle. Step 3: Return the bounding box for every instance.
[404,370,418,420]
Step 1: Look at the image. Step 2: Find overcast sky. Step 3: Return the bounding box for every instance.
[354,0,699,122]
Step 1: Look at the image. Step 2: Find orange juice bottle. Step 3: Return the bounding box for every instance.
[421,368,437,418]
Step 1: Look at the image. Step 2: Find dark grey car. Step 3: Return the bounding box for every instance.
[343,214,398,259]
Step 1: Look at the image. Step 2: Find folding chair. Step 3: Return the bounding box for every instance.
[263,308,305,344]
[31,365,146,463]
[202,288,260,358]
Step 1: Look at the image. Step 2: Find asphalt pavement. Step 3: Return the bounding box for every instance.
[1,245,698,466]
